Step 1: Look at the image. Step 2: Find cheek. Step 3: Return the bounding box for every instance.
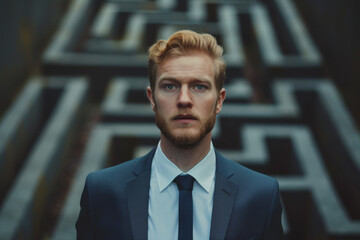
[154,96,173,112]
[196,96,218,110]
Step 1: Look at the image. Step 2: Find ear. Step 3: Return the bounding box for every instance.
[147,86,156,111]
[216,88,226,114]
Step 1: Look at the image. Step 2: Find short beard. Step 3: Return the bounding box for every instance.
[154,105,216,148]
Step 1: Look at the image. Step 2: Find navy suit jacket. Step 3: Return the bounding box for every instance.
[76,148,283,239]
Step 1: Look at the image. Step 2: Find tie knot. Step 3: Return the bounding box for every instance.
[174,174,195,190]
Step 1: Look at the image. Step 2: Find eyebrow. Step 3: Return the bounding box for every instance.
[158,76,213,84]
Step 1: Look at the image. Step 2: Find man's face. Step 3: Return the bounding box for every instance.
[147,51,226,147]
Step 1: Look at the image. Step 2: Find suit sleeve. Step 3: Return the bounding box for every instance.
[263,180,284,239]
[76,174,93,240]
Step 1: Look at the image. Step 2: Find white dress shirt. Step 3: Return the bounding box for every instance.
[148,141,216,240]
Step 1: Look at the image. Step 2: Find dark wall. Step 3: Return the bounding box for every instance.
[0,0,70,118]
[295,0,360,128]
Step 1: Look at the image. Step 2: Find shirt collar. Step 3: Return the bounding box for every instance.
[152,141,216,193]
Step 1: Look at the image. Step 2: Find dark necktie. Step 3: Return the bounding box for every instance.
[174,174,195,240]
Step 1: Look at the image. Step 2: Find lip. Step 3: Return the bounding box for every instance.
[173,114,197,123]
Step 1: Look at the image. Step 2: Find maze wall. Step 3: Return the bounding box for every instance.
[0,0,359,239]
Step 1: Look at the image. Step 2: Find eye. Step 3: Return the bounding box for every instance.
[161,83,178,92]
[165,84,176,90]
[193,84,207,91]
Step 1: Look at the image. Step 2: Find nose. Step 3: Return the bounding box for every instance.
[177,86,193,108]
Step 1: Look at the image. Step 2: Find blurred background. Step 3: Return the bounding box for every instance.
[0,0,360,239]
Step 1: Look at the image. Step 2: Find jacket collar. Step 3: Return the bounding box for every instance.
[210,151,238,240]
[126,148,238,240]
[126,148,155,240]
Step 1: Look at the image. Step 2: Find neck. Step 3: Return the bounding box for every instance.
[160,134,212,172]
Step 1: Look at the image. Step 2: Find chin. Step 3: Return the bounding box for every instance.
[167,130,209,147]
[170,137,202,148]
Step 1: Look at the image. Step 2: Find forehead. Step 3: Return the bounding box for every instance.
[156,52,215,83]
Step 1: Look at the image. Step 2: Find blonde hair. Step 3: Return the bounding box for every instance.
[148,30,226,91]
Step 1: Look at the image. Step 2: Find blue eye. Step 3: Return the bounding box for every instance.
[166,84,176,90]
[195,85,206,90]
[161,84,177,92]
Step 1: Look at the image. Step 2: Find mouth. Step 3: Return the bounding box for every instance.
[173,114,197,121]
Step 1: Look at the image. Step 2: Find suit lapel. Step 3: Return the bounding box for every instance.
[126,149,155,240]
[210,152,238,240]
[125,149,238,240]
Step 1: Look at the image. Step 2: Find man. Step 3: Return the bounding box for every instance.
[76,30,283,239]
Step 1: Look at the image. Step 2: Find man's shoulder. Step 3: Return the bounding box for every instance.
[87,148,155,183]
[215,151,278,188]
